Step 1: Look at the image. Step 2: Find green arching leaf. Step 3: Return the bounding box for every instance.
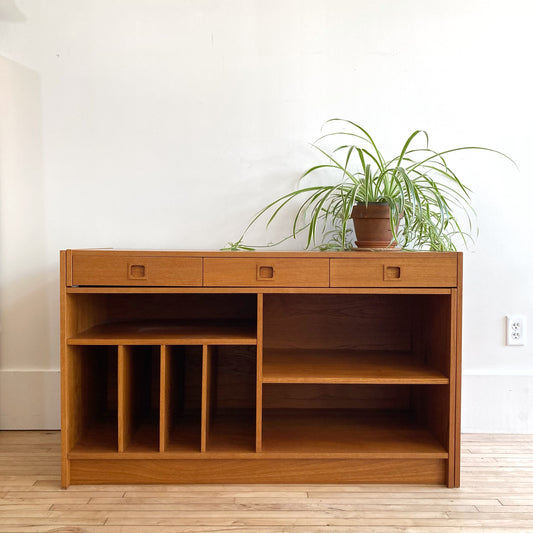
[316,130,370,146]
[325,118,387,170]
[227,119,514,252]
[394,130,429,173]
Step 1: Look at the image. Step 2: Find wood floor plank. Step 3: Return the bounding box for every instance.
[1,432,533,531]
[50,502,477,512]
[0,523,528,533]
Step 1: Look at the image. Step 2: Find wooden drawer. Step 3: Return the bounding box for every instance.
[203,258,330,287]
[71,254,202,286]
[330,256,457,288]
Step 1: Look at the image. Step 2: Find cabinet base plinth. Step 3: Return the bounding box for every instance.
[69,458,447,485]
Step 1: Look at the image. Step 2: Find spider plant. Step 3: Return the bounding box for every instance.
[226,119,514,251]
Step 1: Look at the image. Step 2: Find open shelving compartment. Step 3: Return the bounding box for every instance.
[67,293,258,346]
[162,345,203,453]
[65,293,259,458]
[203,345,257,453]
[261,292,454,460]
[118,345,161,452]
[66,345,119,454]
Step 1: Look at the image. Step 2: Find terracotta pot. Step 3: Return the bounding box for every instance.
[351,202,397,248]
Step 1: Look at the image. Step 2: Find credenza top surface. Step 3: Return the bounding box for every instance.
[66,249,460,258]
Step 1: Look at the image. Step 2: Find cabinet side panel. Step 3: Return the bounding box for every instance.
[66,249,73,286]
[64,347,85,449]
[60,251,68,487]
[455,254,463,487]
[448,290,458,487]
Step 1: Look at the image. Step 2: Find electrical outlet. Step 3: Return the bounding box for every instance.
[506,314,527,346]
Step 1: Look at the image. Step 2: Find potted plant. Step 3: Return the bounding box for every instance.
[227,119,513,251]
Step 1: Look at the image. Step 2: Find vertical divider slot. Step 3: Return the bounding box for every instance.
[160,345,170,452]
[164,345,203,452]
[118,345,133,452]
[68,345,118,453]
[256,294,263,452]
[201,345,216,452]
[118,345,160,452]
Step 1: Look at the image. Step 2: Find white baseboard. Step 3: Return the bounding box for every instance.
[462,374,533,433]
[0,369,60,429]
[0,370,531,433]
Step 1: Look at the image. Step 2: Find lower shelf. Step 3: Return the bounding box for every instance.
[207,409,256,453]
[166,411,201,452]
[262,409,448,458]
[70,409,446,459]
[70,419,118,454]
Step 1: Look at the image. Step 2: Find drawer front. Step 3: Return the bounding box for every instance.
[330,257,457,288]
[71,254,202,286]
[203,258,330,287]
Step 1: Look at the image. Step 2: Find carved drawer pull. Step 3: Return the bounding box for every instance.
[257,265,275,280]
[384,265,401,281]
[128,263,147,280]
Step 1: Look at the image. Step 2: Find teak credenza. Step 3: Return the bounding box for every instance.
[60,249,462,487]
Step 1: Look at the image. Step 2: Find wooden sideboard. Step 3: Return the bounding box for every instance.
[60,249,462,487]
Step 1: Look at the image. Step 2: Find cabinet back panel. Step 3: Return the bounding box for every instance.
[68,345,117,450]
[263,294,413,351]
[263,383,410,410]
[69,294,257,332]
[412,385,450,450]
[168,346,203,413]
[413,296,452,378]
[215,346,256,409]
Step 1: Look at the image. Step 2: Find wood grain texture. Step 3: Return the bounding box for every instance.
[256,294,264,452]
[448,289,458,487]
[71,254,202,287]
[165,346,203,453]
[61,250,462,487]
[263,349,449,384]
[330,256,458,288]
[263,293,414,351]
[5,432,533,530]
[159,345,170,452]
[262,383,411,410]
[67,286,453,294]
[204,257,330,287]
[262,409,448,457]
[455,253,464,487]
[68,249,459,259]
[67,346,118,456]
[69,458,446,485]
[68,320,257,345]
[201,345,214,453]
[60,251,70,487]
[118,346,133,453]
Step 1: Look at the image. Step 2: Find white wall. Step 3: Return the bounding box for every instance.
[0,0,532,430]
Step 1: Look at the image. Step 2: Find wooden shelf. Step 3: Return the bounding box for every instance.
[263,349,449,384]
[69,419,118,455]
[206,409,256,453]
[262,409,448,458]
[68,320,257,345]
[166,412,201,453]
[123,422,160,453]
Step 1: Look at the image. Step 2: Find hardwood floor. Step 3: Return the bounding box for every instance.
[0,432,533,532]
